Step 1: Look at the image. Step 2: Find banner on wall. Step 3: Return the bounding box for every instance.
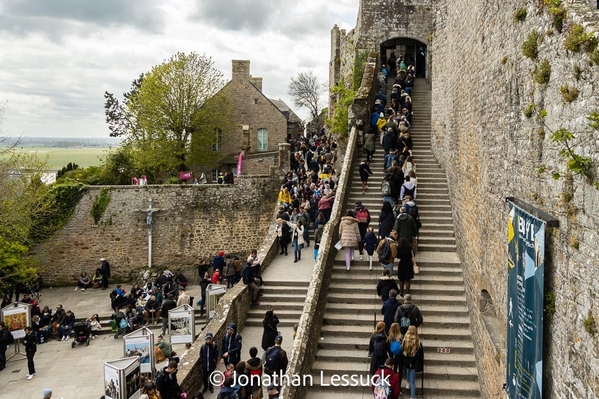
[506,199,550,399]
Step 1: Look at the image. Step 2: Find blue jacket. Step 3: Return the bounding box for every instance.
[381,297,401,332]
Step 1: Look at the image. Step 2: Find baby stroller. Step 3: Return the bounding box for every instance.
[71,321,90,348]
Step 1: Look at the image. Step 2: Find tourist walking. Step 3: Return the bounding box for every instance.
[381,290,401,333]
[371,358,401,399]
[368,321,388,375]
[388,322,403,376]
[376,231,399,275]
[377,269,399,302]
[0,321,10,371]
[396,238,417,296]
[363,227,379,270]
[354,201,371,260]
[359,159,374,194]
[338,210,361,271]
[394,294,424,335]
[364,130,376,163]
[283,220,305,262]
[400,326,424,399]
[276,218,291,256]
[261,310,280,353]
[378,202,395,239]
[393,207,418,247]
[220,323,242,366]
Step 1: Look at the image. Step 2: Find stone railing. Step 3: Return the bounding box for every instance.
[282,124,359,399]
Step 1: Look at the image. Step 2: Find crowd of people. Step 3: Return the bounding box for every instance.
[362,57,427,399]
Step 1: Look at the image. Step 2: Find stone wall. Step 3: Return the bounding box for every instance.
[31,177,280,285]
[431,1,599,397]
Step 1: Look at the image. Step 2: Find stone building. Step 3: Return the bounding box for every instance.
[210,60,302,180]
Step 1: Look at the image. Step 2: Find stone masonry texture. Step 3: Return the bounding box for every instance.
[431,1,599,398]
[30,178,279,285]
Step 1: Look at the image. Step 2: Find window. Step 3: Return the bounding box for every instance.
[257,128,268,152]
[211,170,220,182]
[212,129,223,151]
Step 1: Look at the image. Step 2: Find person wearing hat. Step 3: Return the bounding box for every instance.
[199,332,218,394]
[263,335,288,383]
[213,251,225,275]
[220,323,242,366]
[100,258,110,290]
[23,326,37,379]
[42,388,52,399]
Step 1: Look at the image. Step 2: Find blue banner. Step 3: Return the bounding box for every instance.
[506,202,545,399]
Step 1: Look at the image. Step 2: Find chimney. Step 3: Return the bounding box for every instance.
[232,60,250,80]
[250,77,263,91]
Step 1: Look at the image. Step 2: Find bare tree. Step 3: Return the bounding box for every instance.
[288,71,322,124]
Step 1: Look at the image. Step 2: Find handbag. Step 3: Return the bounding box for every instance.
[413,262,420,275]
[334,241,343,250]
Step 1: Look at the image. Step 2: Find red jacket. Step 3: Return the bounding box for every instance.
[371,366,401,399]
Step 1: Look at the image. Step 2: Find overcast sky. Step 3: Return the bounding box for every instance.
[0,0,359,138]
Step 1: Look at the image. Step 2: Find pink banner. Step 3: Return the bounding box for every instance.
[237,152,243,176]
[179,171,193,180]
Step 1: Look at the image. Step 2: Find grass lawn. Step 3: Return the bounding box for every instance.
[2,147,110,170]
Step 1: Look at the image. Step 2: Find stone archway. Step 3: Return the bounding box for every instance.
[380,37,427,78]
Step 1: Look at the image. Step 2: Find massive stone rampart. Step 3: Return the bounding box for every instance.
[431,1,599,397]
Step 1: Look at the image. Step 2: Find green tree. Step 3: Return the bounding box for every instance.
[104,52,231,179]
[0,236,36,293]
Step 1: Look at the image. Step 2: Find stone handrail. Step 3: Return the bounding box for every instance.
[282,124,359,399]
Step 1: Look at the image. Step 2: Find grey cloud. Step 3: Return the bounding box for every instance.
[190,0,292,33]
[0,0,165,38]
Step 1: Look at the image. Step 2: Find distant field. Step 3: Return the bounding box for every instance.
[2,147,111,170]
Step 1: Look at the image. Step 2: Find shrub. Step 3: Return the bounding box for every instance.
[549,6,567,33]
[559,85,579,102]
[524,103,536,118]
[583,310,597,336]
[501,56,508,65]
[565,24,598,53]
[91,188,111,224]
[514,8,527,22]
[534,59,551,84]
[522,31,540,59]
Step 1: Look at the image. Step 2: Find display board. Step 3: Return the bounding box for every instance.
[207,284,227,320]
[123,328,154,374]
[506,201,546,399]
[168,304,195,344]
[104,357,141,399]
[1,303,31,340]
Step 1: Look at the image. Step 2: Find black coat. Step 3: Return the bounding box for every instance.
[378,210,395,238]
[23,331,37,354]
[377,277,399,301]
[262,316,280,351]
[101,260,111,278]
[199,342,218,372]
[156,368,182,399]
[382,131,396,153]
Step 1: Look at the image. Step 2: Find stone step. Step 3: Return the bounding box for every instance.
[327,294,467,306]
[323,313,471,329]
[246,300,305,310]
[315,349,476,367]
[331,273,465,286]
[317,337,475,354]
[245,318,299,327]
[320,325,473,341]
[305,378,481,398]
[332,264,462,275]
[313,362,479,381]
[247,308,304,319]
[325,303,469,317]
[418,236,456,246]
[261,285,309,295]
[418,243,457,252]
[417,228,455,237]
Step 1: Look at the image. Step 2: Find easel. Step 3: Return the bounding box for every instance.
[7,339,26,361]
[2,302,30,362]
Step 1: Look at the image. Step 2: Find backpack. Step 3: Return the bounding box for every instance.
[119,318,129,329]
[384,154,396,170]
[390,340,401,356]
[264,346,282,371]
[381,181,392,196]
[407,205,422,229]
[399,305,414,334]
[356,208,369,223]
[373,338,386,358]
[402,184,415,199]
[373,371,391,399]
[377,239,392,261]
[154,368,165,384]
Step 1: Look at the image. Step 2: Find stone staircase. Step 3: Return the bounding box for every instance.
[245,280,310,328]
[305,79,481,398]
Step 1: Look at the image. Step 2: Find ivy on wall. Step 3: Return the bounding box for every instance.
[91,188,111,224]
[29,181,88,244]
